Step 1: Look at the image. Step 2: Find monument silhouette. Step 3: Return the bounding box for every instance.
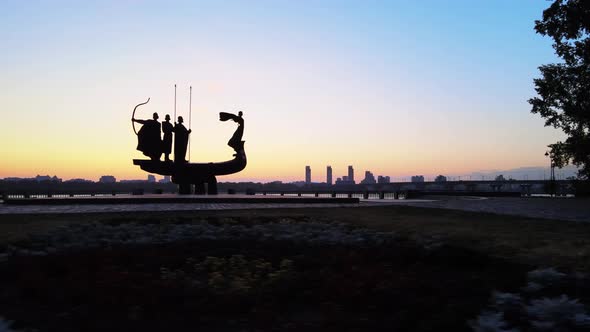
[131,97,247,195]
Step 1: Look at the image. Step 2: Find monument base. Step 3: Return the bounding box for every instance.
[133,155,245,195]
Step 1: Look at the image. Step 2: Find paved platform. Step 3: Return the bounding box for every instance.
[2,194,358,205]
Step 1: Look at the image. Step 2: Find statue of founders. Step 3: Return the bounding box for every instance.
[132,98,247,195]
[219,111,244,155]
[132,111,162,161]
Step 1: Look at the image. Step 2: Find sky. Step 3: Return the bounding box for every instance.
[0,0,566,182]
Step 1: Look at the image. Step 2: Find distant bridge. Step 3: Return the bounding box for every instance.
[363,180,574,196]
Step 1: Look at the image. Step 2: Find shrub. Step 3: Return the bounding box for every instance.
[161,255,295,295]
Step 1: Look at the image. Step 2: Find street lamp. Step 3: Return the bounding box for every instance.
[545,151,556,196]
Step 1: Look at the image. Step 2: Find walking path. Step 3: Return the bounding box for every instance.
[0,196,587,222]
[0,203,343,214]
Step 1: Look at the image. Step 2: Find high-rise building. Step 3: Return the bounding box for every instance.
[305,166,311,184]
[326,166,332,185]
[348,165,354,183]
[361,171,376,184]
[147,174,156,183]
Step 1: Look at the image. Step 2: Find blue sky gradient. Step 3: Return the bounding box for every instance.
[0,1,565,181]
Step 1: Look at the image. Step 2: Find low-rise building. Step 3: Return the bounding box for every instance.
[99,175,116,183]
[377,176,391,184]
[434,175,447,182]
[411,175,425,183]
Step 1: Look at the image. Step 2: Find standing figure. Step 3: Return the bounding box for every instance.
[173,116,191,163]
[220,111,244,155]
[133,112,162,161]
[162,114,174,162]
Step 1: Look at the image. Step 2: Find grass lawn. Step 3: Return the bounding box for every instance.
[1,205,589,271]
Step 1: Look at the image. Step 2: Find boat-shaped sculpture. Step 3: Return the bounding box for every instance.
[133,143,246,194]
[131,97,246,195]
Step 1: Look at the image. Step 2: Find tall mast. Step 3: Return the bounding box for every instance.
[189,85,192,162]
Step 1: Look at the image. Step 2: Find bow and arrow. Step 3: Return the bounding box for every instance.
[131,98,150,135]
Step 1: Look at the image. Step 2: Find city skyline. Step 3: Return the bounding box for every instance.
[2,162,580,184]
[0,1,566,182]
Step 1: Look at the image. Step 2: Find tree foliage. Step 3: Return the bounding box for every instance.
[529,0,590,179]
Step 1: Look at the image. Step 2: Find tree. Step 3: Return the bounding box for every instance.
[529,0,590,179]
